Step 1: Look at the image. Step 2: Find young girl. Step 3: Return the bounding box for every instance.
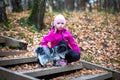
[35,14,80,67]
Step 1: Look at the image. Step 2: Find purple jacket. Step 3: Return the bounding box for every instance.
[40,29,80,53]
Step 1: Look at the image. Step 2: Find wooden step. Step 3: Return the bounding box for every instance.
[0,57,37,66]
[0,58,119,80]
[0,50,28,56]
[0,67,39,80]
[66,72,112,80]
[81,60,120,80]
[21,62,83,77]
[0,35,28,50]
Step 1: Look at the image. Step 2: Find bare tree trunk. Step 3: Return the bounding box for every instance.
[103,0,120,13]
[10,0,23,12]
[77,0,89,11]
[46,0,53,13]
[28,0,34,10]
[21,0,29,10]
[97,0,102,11]
[56,0,65,11]
[0,0,8,23]
[65,0,74,11]
[28,0,46,32]
[113,0,120,12]
[88,2,92,12]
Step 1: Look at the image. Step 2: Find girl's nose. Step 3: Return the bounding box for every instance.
[60,24,64,27]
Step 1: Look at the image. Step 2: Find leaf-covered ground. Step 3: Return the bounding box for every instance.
[0,11,120,71]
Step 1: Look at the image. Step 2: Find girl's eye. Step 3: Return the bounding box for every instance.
[57,22,64,24]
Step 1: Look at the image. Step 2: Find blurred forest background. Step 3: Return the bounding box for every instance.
[0,0,120,71]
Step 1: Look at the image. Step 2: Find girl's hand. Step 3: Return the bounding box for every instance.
[48,42,51,48]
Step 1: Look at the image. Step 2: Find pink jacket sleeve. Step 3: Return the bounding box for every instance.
[67,30,81,53]
[40,30,54,47]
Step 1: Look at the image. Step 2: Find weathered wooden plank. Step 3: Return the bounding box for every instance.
[81,60,120,80]
[0,67,39,80]
[0,57,37,66]
[0,35,28,50]
[0,50,28,56]
[66,72,112,80]
[22,63,83,77]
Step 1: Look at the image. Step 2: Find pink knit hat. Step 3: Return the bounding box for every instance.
[54,14,66,26]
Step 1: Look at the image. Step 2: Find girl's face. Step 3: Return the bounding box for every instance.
[55,22,65,30]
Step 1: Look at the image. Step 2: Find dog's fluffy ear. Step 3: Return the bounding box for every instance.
[57,44,67,53]
[34,46,42,54]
